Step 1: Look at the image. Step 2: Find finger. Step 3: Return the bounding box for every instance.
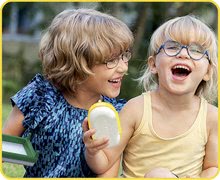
[95,140,109,150]
[83,129,96,144]
[88,142,110,155]
[86,137,109,148]
[82,117,89,132]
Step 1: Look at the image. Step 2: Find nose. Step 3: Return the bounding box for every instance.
[116,59,128,73]
[176,47,190,59]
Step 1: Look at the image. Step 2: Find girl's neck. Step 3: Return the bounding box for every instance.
[153,88,198,111]
[63,90,102,110]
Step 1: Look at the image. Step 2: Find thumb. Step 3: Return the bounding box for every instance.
[82,117,89,132]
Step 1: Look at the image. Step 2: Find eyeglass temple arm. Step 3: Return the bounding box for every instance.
[205,51,211,62]
[156,45,164,55]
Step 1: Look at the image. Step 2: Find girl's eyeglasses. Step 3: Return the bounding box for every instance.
[156,40,210,63]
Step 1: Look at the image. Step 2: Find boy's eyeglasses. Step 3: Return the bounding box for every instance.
[156,40,210,62]
[104,50,132,69]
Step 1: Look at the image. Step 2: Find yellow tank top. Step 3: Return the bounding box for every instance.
[122,92,207,178]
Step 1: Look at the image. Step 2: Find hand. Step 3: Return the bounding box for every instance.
[144,167,178,178]
[82,118,109,156]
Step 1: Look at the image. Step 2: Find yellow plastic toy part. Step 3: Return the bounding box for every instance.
[88,101,122,148]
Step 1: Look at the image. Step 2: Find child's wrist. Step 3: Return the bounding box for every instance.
[85,148,97,158]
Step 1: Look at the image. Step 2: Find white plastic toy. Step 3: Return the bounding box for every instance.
[88,101,122,148]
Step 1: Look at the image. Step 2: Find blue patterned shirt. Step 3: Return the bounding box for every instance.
[11,74,126,177]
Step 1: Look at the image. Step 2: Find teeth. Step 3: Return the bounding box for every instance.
[111,79,120,83]
[173,65,190,71]
[109,78,120,83]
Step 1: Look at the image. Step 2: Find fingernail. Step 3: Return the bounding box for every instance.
[103,137,109,141]
[91,129,96,133]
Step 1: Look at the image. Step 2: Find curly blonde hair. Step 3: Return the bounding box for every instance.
[39,8,133,94]
[139,15,217,103]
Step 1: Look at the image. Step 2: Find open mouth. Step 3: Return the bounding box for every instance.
[171,65,191,77]
[108,78,122,89]
[108,79,120,83]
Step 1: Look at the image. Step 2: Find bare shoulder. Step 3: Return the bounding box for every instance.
[120,95,144,129]
[207,103,218,122]
[123,95,144,112]
[206,103,218,134]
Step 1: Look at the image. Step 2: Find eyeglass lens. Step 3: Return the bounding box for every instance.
[163,41,208,60]
[106,51,131,69]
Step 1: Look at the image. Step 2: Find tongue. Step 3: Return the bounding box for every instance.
[172,69,188,77]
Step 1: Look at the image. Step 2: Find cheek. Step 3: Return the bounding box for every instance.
[155,55,166,67]
[196,63,209,75]
[155,60,167,73]
[93,73,110,85]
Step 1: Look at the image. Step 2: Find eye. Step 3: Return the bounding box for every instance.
[167,46,179,50]
[108,58,118,63]
[164,41,181,51]
[106,58,119,66]
[189,44,204,54]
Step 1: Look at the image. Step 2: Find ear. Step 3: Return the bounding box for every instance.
[148,56,157,74]
[203,64,213,81]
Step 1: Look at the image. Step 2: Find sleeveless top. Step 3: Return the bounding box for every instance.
[11,74,126,177]
[122,92,207,177]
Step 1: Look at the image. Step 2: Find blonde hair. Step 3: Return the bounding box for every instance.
[39,8,133,94]
[139,15,217,103]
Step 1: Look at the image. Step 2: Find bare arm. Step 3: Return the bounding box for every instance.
[3,105,25,136]
[83,119,123,174]
[144,167,178,178]
[83,96,143,174]
[199,104,218,178]
[97,158,121,177]
[83,118,112,174]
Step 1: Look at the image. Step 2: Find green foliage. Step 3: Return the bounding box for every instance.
[2,163,25,178]
[2,2,218,101]
[2,46,42,103]
[119,59,146,100]
[2,103,12,125]
[2,80,20,104]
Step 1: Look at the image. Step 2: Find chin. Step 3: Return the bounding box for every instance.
[109,94,119,98]
[169,88,191,95]
[106,91,120,98]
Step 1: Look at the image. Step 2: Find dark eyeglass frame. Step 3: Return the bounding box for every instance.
[104,50,132,69]
[156,40,210,63]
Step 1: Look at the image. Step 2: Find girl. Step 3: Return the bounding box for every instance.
[3,8,133,177]
[83,15,218,178]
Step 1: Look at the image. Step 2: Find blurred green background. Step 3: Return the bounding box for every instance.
[2,2,218,177]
